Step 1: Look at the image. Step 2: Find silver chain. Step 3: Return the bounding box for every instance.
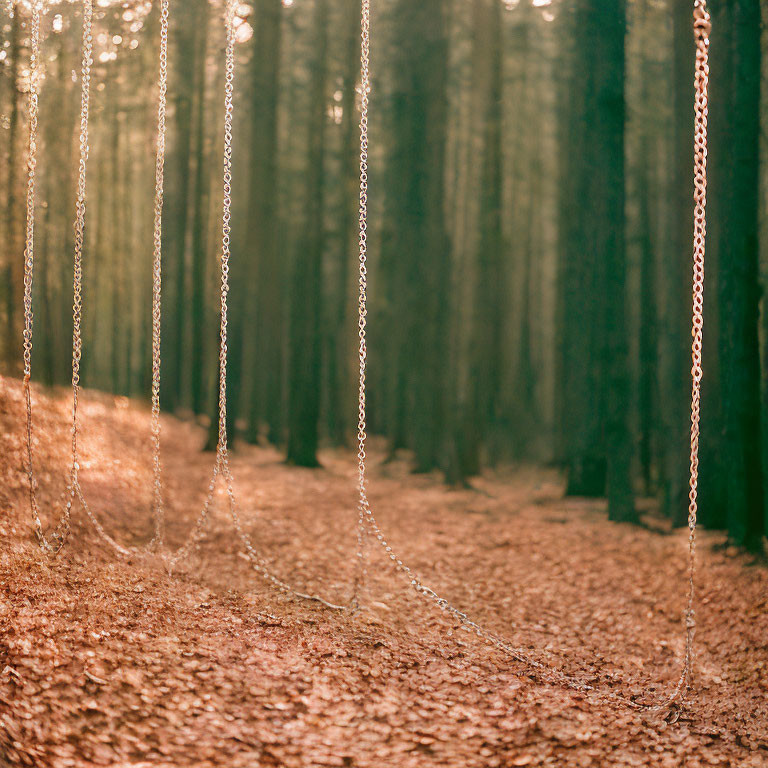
[76,0,169,558]
[19,0,337,603]
[149,0,170,550]
[23,0,100,555]
[22,1,55,553]
[214,0,345,609]
[164,0,240,573]
[351,0,371,612]
[349,0,710,714]
[21,0,164,558]
[23,0,167,560]
[66,0,136,557]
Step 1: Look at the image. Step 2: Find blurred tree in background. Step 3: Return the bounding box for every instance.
[0,0,765,551]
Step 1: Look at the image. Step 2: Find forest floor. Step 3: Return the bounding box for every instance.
[0,376,766,768]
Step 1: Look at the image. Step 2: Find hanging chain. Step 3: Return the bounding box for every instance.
[70,0,92,496]
[77,0,169,557]
[682,0,711,702]
[215,0,236,467]
[149,0,170,549]
[168,0,240,571]
[81,0,173,558]
[161,0,237,572]
[215,0,344,610]
[60,0,134,556]
[350,0,710,714]
[21,0,159,559]
[76,0,171,559]
[351,0,371,612]
[21,0,58,553]
[23,0,99,555]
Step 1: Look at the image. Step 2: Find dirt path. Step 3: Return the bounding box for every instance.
[1,377,766,767]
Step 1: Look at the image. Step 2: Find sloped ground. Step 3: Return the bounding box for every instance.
[0,375,766,768]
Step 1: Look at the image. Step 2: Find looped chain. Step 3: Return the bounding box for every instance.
[20,0,338,606]
[349,0,710,713]
[167,0,345,611]
[23,0,96,555]
[23,0,162,560]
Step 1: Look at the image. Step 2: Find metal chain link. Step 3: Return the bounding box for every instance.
[23,0,97,555]
[682,0,711,703]
[73,0,172,559]
[22,1,57,553]
[216,0,345,609]
[350,0,371,613]
[164,0,239,572]
[23,0,168,560]
[350,0,710,714]
[65,0,138,557]
[148,0,171,550]
[70,0,173,559]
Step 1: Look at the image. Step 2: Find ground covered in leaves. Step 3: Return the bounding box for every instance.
[0,376,766,767]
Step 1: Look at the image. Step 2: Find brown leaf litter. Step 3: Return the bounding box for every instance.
[0,376,766,767]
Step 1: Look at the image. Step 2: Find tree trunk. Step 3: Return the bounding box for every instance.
[324,0,360,447]
[190,1,211,417]
[560,0,606,499]
[3,10,22,369]
[592,0,636,523]
[512,6,541,460]
[715,0,764,551]
[241,0,283,445]
[635,0,659,497]
[161,0,204,411]
[286,0,329,467]
[561,0,636,522]
[381,0,451,473]
[450,0,504,482]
